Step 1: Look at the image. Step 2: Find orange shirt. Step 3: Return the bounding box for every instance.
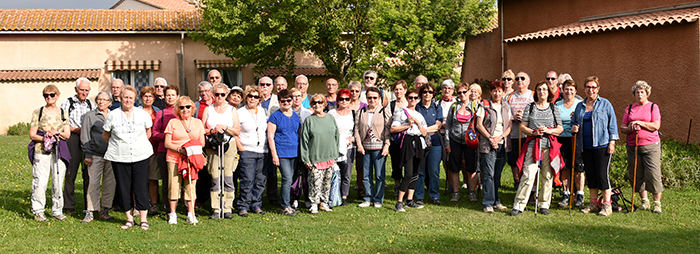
[164,117,205,163]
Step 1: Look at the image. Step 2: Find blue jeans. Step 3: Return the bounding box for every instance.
[416,145,442,201]
[278,157,296,209]
[481,144,506,207]
[236,151,266,211]
[361,149,387,203]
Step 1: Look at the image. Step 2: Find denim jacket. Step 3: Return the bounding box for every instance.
[571,96,619,148]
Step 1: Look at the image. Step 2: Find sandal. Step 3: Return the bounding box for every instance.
[120,221,135,229]
[140,222,150,231]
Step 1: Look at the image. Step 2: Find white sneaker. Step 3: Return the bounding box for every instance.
[374,202,383,208]
[309,204,318,214]
[358,201,371,207]
[168,213,177,225]
[320,203,333,212]
[461,183,468,189]
[186,212,198,224]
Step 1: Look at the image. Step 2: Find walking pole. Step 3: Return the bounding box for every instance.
[219,143,225,220]
[631,131,639,212]
[187,159,197,226]
[535,136,541,216]
[569,133,577,214]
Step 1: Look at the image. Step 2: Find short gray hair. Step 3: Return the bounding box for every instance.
[96,91,113,102]
[441,79,455,88]
[348,80,362,89]
[197,81,213,91]
[75,77,91,88]
[363,70,376,77]
[258,76,273,86]
[632,81,651,96]
[154,77,167,86]
[295,75,308,83]
[558,73,572,83]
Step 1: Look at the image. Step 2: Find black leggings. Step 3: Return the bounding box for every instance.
[582,147,611,190]
[398,135,425,192]
[389,141,403,180]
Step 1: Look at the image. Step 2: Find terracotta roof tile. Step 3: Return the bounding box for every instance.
[258,68,331,77]
[137,0,197,10]
[0,69,101,81]
[0,9,202,32]
[505,6,700,43]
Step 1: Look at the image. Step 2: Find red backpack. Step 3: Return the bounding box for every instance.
[465,99,490,150]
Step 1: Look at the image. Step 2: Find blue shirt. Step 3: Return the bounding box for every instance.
[555,99,582,137]
[261,98,271,111]
[571,96,618,149]
[416,100,443,146]
[268,110,301,158]
[301,95,312,109]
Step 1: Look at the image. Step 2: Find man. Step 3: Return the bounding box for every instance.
[194,81,214,119]
[208,69,222,85]
[108,79,124,110]
[359,70,389,107]
[414,75,429,89]
[193,81,215,209]
[295,75,312,109]
[505,72,534,190]
[153,77,167,109]
[546,71,562,103]
[325,78,339,111]
[61,77,95,214]
[274,76,288,94]
[260,76,279,115]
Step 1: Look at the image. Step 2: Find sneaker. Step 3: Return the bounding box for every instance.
[35,213,49,222]
[652,201,662,214]
[539,208,549,215]
[254,209,266,215]
[341,199,348,206]
[186,213,199,224]
[238,210,249,217]
[292,200,299,210]
[148,204,160,215]
[483,206,494,213]
[415,199,424,206]
[574,194,585,207]
[224,212,234,219]
[461,183,468,189]
[494,204,508,211]
[309,204,318,214]
[81,211,94,223]
[53,214,67,221]
[281,207,297,217]
[99,208,114,220]
[580,202,600,214]
[406,200,424,209]
[394,202,406,212]
[450,192,460,202]
[469,191,477,202]
[319,203,333,212]
[358,201,371,207]
[374,202,383,208]
[210,212,223,219]
[639,199,651,210]
[598,203,612,217]
[508,209,522,216]
[432,199,441,205]
[557,193,570,207]
[168,213,177,224]
[305,201,311,209]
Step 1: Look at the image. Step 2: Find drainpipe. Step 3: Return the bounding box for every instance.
[500,1,504,73]
[178,32,187,96]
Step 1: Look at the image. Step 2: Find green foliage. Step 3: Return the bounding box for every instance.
[6,122,30,136]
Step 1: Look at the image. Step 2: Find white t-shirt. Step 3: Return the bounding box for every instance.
[477,104,512,143]
[392,108,427,136]
[103,107,154,163]
[238,106,268,153]
[329,109,354,155]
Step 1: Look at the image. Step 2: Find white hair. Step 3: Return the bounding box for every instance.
[154,77,167,86]
[97,91,113,102]
[258,76,273,86]
[441,79,455,88]
[295,75,308,83]
[75,77,91,88]
[197,81,213,90]
[363,70,377,77]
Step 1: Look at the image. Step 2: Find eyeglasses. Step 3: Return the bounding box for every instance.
[179,105,192,110]
[421,90,435,94]
[209,76,221,80]
[326,83,338,86]
[515,76,527,81]
[546,77,557,81]
[214,93,227,97]
[96,98,110,102]
[585,86,598,90]
[364,76,375,80]
[457,91,469,95]
[311,100,325,106]
[280,99,292,103]
[502,77,513,81]
[142,95,154,98]
[43,93,57,98]
[350,90,360,93]
[259,83,272,87]
[367,96,379,100]
[155,85,165,88]
[338,97,351,102]
[292,95,302,99]
[247,94,260,99]
[407,96,420,100]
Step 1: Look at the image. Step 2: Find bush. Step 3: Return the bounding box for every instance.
[6,122,30,136]
[609,139,700,189]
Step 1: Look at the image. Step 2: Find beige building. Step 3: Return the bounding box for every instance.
[0,8,330,134]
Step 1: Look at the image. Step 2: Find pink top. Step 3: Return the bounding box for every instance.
[164,117,205,163]
[313,160,335,170]
[456,111,472,124]
[622,102,661,146]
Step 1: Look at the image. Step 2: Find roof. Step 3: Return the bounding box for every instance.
[257,67,331,77]
[0,9,202,32]
[505,6,700,43]
[111,0,197,10]
[0,68,101,81]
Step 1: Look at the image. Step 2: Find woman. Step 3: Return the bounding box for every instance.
[236,85,268,217]
[444,83,475,203]
[202,84,241,219]
[103,85,153,230]
[555,80,585,208]
[355,87,391,208]
[388,80,409,197]
[414,84,443,205]
[502,69,515,96]
[227,86,244,108]
[291,88,313,122]
[475,81,512,213]
[164,96,206,224]
[439,79,456,195]
[571,76,619,217]
[348,81,367,112]
[509,81,563,216]
[391,89,428,212]
[300,94,340,214]
[80,91,116,222]
[463,83,483,202]
[152,85,179,215]
[29,85,71,222]
[329,88,356,206]
[139,86,163,215]
[620,81,662,214]
[267,89,301,216]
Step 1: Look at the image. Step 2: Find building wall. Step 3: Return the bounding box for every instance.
[505,22,700,142]
[461,30,503,84]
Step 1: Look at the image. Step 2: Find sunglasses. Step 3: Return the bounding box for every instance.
[155,85,165,88]
[179,105,192,110]
[43,93,57,98]
[280,99,292,103]
[350,90,360,93]
[407,96,420,100]
[364,76,375,80]
[585,86,598,89]
[367,96,379,100]
[546,77,557,81]
[421,90,435,94]
[515,76,527,81]
[457,91,469,95]
[338,97,351,102]
[214,93,227,97]
[259,83,272,87]
[311,100,325,106]
[209,76,221,80]
[247,94,260,99]
[502,77,513,81]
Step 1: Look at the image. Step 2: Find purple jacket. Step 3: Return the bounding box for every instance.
[28,130,71,168]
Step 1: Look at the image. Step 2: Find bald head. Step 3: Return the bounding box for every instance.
[208,69,222,85]
[546,71,558,90]
[295,75,309,94]
[111,79,124,99]
[414,75,428,88]
[274,76,288,93]
[515,72,530,92]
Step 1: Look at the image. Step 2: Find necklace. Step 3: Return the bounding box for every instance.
[181,118,192,133]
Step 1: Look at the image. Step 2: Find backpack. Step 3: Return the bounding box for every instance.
[601,187,632,213]
[626,102,662,140]
[38,106,67,122]
[462,100,488,150]
[392,108,410,148]
[67,96,93,114]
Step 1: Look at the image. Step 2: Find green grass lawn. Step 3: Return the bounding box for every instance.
[1,135,698,253]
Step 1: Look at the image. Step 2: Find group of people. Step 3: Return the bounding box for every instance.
[27,68,664,230]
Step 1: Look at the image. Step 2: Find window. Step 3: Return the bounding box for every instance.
[112,70,153,104]
[202,68,242,88]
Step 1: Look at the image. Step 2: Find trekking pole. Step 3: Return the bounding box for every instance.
[631,131,639,212]
[535,136,541,216]
[219,143,225,220]
[569,133,576,214]
[187,159,197,226]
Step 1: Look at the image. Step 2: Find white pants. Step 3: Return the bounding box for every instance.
[86,156,115,211]
[513,147,554,211]
[31,152,66,216]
